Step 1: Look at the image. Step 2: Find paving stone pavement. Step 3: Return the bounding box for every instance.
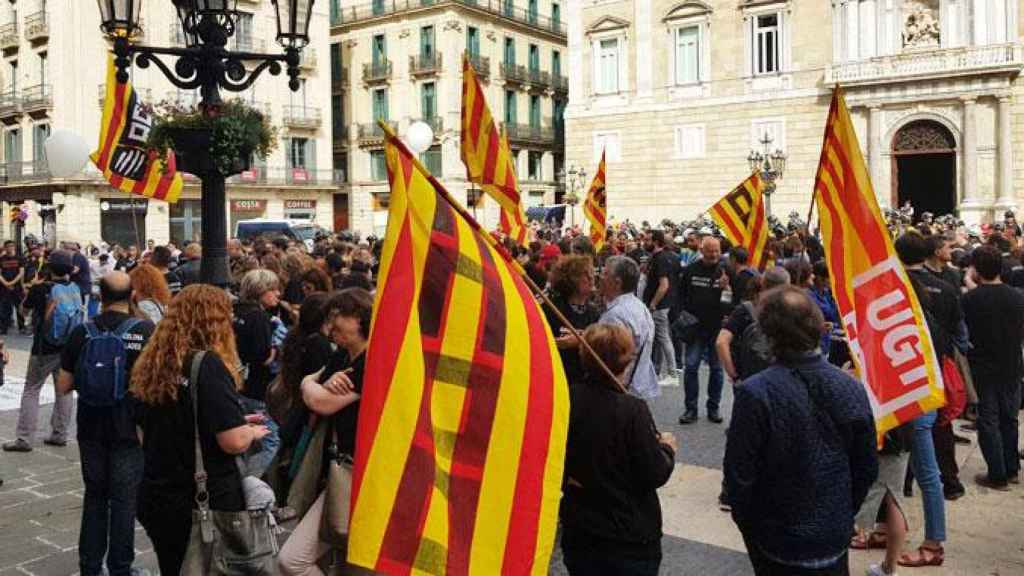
[1,334,1023,574]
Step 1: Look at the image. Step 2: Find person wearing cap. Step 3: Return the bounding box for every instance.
[2,250,80,453]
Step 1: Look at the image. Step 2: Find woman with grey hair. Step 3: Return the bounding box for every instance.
[233,268,283,477]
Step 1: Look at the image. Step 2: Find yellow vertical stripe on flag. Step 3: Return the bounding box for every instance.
[467,252,532,573]
[347,152,437,568]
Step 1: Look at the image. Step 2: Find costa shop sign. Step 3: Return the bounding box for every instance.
[231,199,267,212]
[284,199,317,210]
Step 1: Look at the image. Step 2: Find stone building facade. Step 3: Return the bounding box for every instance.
[565,0,1024,227]
[329,0,568,235]
[0,0,334,248]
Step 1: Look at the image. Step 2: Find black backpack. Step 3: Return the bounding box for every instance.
[734,302,773,380]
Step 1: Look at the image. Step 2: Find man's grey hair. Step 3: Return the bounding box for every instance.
[240,269,279,302]
[763,266,791,290]
[605,255,640,294]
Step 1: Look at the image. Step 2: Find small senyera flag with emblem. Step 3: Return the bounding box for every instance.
[583,150,607,251]
[709,173,770,269]
[91,55,182,203]
[347,123,569,575]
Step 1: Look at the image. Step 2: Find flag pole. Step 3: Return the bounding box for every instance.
[383,122,628,393]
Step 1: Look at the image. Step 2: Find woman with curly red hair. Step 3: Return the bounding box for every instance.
[128,263,171,323]
[131,285,270,575]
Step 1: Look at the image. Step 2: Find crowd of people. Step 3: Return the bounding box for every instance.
[0,205,1020,575]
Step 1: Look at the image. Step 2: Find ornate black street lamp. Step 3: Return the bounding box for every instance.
[96,0,315,286]
[747,132,787,218]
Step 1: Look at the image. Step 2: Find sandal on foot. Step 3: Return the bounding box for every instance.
[850,531,888,550]
[898,545,944,568]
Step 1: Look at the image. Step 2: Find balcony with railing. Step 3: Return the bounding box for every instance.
[0,23,18,51]
[0,91,21,120]
[525,67,550,90]
[417,116,444,134]
[553,74,568,93]
[228,166,337,186]
[504,121,555,146]
[333,123,350,143]
[500,62,527,84]
[466,52,490,79]
[0,161,50,184]
[22,84,52,115]
[25,11,48,42]
[282,105,322,129]
[300,47,318,69]
[333,168,348,185]
[362,61,393,83]
[332,67,350,92]
[826,43,1024,87]
[410,52,442,77]
[332,0,566,37]
[358,121,398,144]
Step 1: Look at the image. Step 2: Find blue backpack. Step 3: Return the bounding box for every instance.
[43,283,84,347]
[75,319,142,407]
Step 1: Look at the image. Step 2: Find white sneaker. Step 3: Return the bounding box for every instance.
[866,564,897,576]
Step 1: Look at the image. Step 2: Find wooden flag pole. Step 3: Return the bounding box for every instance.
[382,122,628,394]
[806,189,816,232]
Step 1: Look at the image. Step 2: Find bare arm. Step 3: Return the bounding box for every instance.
[216,424,269,455]
[56,368,75,395]
[716,330,738,382]
[301,371,360,416]
[649,276,670,310]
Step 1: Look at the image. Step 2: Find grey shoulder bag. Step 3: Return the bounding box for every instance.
[180,351,279,575]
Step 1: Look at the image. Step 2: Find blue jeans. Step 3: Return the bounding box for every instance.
[240,397,280,478]
[684,329,724,413]
[78,440,144,576]
[909,410,945,542]
[976,380,1021,483]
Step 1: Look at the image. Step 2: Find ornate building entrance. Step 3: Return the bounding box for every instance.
[892,120,958,217]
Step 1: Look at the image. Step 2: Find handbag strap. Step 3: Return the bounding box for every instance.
[626,331,648,391]
[188,351,211,514]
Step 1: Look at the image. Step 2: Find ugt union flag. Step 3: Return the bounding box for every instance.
[347,123,569,575]
[814,88,945,439]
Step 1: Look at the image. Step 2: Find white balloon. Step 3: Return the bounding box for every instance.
[406,121,434,155]
[44,129,91,178]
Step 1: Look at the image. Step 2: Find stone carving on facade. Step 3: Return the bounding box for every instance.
[444,20,462,32]
[903,0,940,49]
[884,108,961,150]
[486,30,497,41]
[399,28,411,39]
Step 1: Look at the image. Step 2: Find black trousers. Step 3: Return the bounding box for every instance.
[742,533,849,576]
[137,486,192,576]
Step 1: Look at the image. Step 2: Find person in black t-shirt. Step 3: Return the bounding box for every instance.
[130,285,269,576]
[642,231,678,380]
[55,271,154,576]
[0,240,24,334]
[544,255,601,387]
[279,288,372,575]
[962,246,1024,491]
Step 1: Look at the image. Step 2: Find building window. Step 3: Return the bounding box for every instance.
[234,12,254,50]
[169,200,202,246]
[526,190,544,208]
[421,145,442,175]
[504,37,515,65]
[331,94,344,140]
[675,25,700,84]
[552,2,561,29]
[529,44,539,72]
[552,50,561,77]
[373,88,388,121]
[420,25,434,58]
[330,43,343,81]
[370,150,387,181]
[372,34,387,67]
[753,13,781,75]
[751,118,785,152]
[529,95,540,128]
[674,124,705,159]
[527,151,543,180]
[372,0,385,16]
[421,82,436,119]
[32,123,49,166]
[334,152,348,183]
[504,90,517,124]
[4,129,20,165]
[503,0,514,18]
[290,137,308,169]
[596,38,619,94]
[38,52,47,86]
[9,60,16,92]
[467,26,480,55]
[527,0,538,24]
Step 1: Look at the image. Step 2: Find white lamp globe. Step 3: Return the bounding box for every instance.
[406,121,434,155]
[44,129,91,178]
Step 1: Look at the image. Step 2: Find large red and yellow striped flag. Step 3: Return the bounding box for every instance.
[814,88,945,439]
[460,54,529,247]
[709,173,770,269]
[583,151,607,250]
[91,55,183,203]
[348,124,569,575]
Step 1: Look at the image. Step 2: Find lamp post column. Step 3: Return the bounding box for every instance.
[200,173,231,286]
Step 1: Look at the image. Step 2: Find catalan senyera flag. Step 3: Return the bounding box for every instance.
[91,55,183,203]
[583,151,607,251]
[814,88,945,439]
[348,123,569,575]
[709,173,770,269]
[460,54,529,247]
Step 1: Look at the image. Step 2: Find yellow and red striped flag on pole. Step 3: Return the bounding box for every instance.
[583,150,607,251]
[347,123,569,575]
[460,54,529,247]
[709,173,770,269]
[91,55,183,203]
[814,88,945,439]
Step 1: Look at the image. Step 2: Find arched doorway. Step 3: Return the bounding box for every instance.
[892,120,957,217]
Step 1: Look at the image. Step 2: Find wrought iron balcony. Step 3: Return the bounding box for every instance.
[333,123,350,142]
[0,91,21,120]
[500,62,527,84]
[0,161,50,184]
[358,121,398,144]
[504,122,555,146]
[362,61,393,83]
[333,168,348,184]
[553,74,568,93]
[417,116,444,134]
[331,0,566,37]
[825,43,1024,87]
[332,67,350,92]
[25,11,48,42]
[466,53,490,79]
[0,23,18,51]
[21,84,52,115]
[282,105,322,129]
[229,166,337,186]
[525,67,550,90]
[410,53,442,77]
